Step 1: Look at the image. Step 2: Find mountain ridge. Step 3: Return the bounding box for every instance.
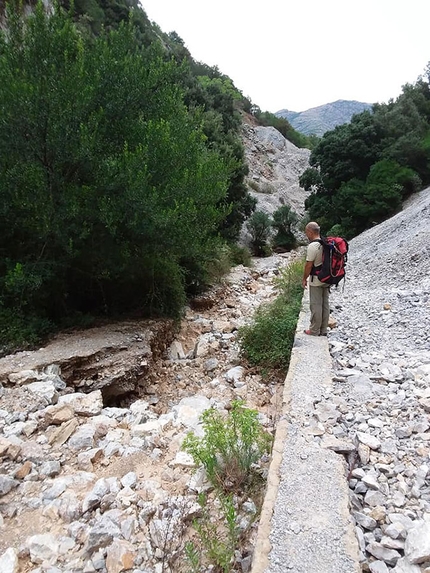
[276,99,372,136]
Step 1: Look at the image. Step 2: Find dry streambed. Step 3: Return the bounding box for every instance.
[0,253,297,573]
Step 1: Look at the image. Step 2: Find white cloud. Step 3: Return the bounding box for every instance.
[140,0,430,112]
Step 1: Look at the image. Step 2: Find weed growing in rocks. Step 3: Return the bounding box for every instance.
[186,493,240,573]
[183,400,272,493]
[182,401,271,571]
[238,259,304,372]
[184,540,200,573]
[248,180,260,192]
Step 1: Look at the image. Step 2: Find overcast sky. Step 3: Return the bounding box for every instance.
[140,0,430,113]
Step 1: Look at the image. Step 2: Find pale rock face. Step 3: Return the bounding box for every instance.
[58,391,103,417]
[240,118,311,247]
[171,395,212,433]
[404,520,430,564]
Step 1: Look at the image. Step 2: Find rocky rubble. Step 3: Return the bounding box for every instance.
[322,188,430,572]
[0,320,175,404]
[241,116,311,219]
[0,252,300,573]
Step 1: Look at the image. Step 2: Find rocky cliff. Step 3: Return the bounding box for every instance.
[241,113,311,220]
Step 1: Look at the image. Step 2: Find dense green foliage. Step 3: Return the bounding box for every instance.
[246,207,299,255]
[60,0,257,241]
[239,260,304,372]
[0,3,237,349]
[301,69,430,237]
[246,211,272,256]
[0,0,311,351]
[271,205,298,250]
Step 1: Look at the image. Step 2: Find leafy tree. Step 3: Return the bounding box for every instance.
[184,74,256,241]
[370,86,430,182]
[309,110,384,192]
[271,205,298,251]
[0,3,230,347]
[366,159,421,198]
[303,65,430,237]
[300,167,325,193]
[55,0,256,244]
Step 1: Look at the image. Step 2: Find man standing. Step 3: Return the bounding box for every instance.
[302,222,330,336]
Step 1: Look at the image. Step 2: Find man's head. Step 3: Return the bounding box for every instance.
[305,221,320,240]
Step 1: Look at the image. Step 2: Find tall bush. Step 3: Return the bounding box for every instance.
[271,205,298,251]
[246,211,272,256]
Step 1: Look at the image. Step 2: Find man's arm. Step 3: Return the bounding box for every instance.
[302,260,314,289]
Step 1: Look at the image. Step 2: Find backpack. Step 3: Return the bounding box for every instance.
[310,236,349,286]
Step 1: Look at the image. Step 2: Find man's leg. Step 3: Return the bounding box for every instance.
[309,286,322,335]
[320,286,330,335]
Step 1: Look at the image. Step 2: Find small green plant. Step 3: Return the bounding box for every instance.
[239,260,304,372]
[259,181,275,194]
[228,244,252,267]
[204,243,235,285]
[189,493,239,573]
[184,540,201,573]
[183,400,272,493]
[274,259,305,300]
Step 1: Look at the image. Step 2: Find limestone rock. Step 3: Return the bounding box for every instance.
[44,404,75,425]
[0,547,18,573]
[48,418,79,446]
[59,391,103,417]
[106,539,136,573]
[404,520,430,564]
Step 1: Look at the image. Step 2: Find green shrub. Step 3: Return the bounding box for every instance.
[204,243,235,285]
[271,205,299,251]
[246,211,272,256]
[182,400,272,493]
[259,181,275,194]
[0,307,53,356]
[239,260,304,372]
[326,223,347,238]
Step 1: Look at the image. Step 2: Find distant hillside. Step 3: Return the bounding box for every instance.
[276,100,372,136]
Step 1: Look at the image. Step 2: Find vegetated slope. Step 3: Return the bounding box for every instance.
[276,100,372,136]
[0,1,256,352]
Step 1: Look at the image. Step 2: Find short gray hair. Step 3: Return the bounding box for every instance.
[306,221,320,233]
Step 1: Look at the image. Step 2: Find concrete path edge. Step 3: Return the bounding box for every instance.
[251,291,360,573]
